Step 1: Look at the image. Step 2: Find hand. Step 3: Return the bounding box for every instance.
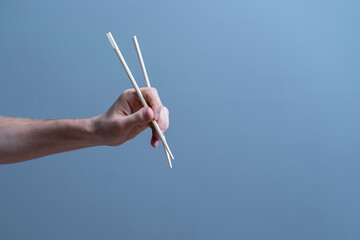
[92,87,169,147]
[0,87,169,164]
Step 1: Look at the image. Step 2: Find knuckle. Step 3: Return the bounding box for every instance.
[120,89,132,99]
[150,87,158,95]
[123,89,134,95]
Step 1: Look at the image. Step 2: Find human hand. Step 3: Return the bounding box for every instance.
[92,87,169,147]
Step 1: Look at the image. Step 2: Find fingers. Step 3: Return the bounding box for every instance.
[150,106,169,148]
[121,87,163,119]
[128,122,152,141]
[124,107,153,128]
[141,87,163,120]
[158,106,169,131]
[119,87,169,148]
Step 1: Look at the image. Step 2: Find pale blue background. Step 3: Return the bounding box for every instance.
[0,0,359,239]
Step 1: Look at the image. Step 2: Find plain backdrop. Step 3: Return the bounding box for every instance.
[0,0,359,239]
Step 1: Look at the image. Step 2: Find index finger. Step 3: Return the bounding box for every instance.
[140,87,163,121]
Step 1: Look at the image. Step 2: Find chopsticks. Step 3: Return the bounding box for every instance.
[106,32,174,168]
[131,36,172,167]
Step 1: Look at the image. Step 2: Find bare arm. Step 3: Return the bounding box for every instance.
[0,87,169,164]
[0,117,98,163]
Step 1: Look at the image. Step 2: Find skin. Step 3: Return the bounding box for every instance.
[0,87,169,164]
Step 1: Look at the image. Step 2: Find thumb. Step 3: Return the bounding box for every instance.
[124,107,153,128]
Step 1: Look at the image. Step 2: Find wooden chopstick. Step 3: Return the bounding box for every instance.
[132,36,172,168]
[106,32,174,167]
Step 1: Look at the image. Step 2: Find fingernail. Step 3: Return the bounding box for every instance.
[161,130,165,135]
[155,112,160,121]
[154,140,159,148]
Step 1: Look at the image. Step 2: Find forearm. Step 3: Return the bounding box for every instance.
[0,88,169,164]
[0,116,99,164]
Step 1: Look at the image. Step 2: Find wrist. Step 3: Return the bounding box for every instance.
[49,118,102,148]
[84,115,106,146]
[88,113,128,147]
